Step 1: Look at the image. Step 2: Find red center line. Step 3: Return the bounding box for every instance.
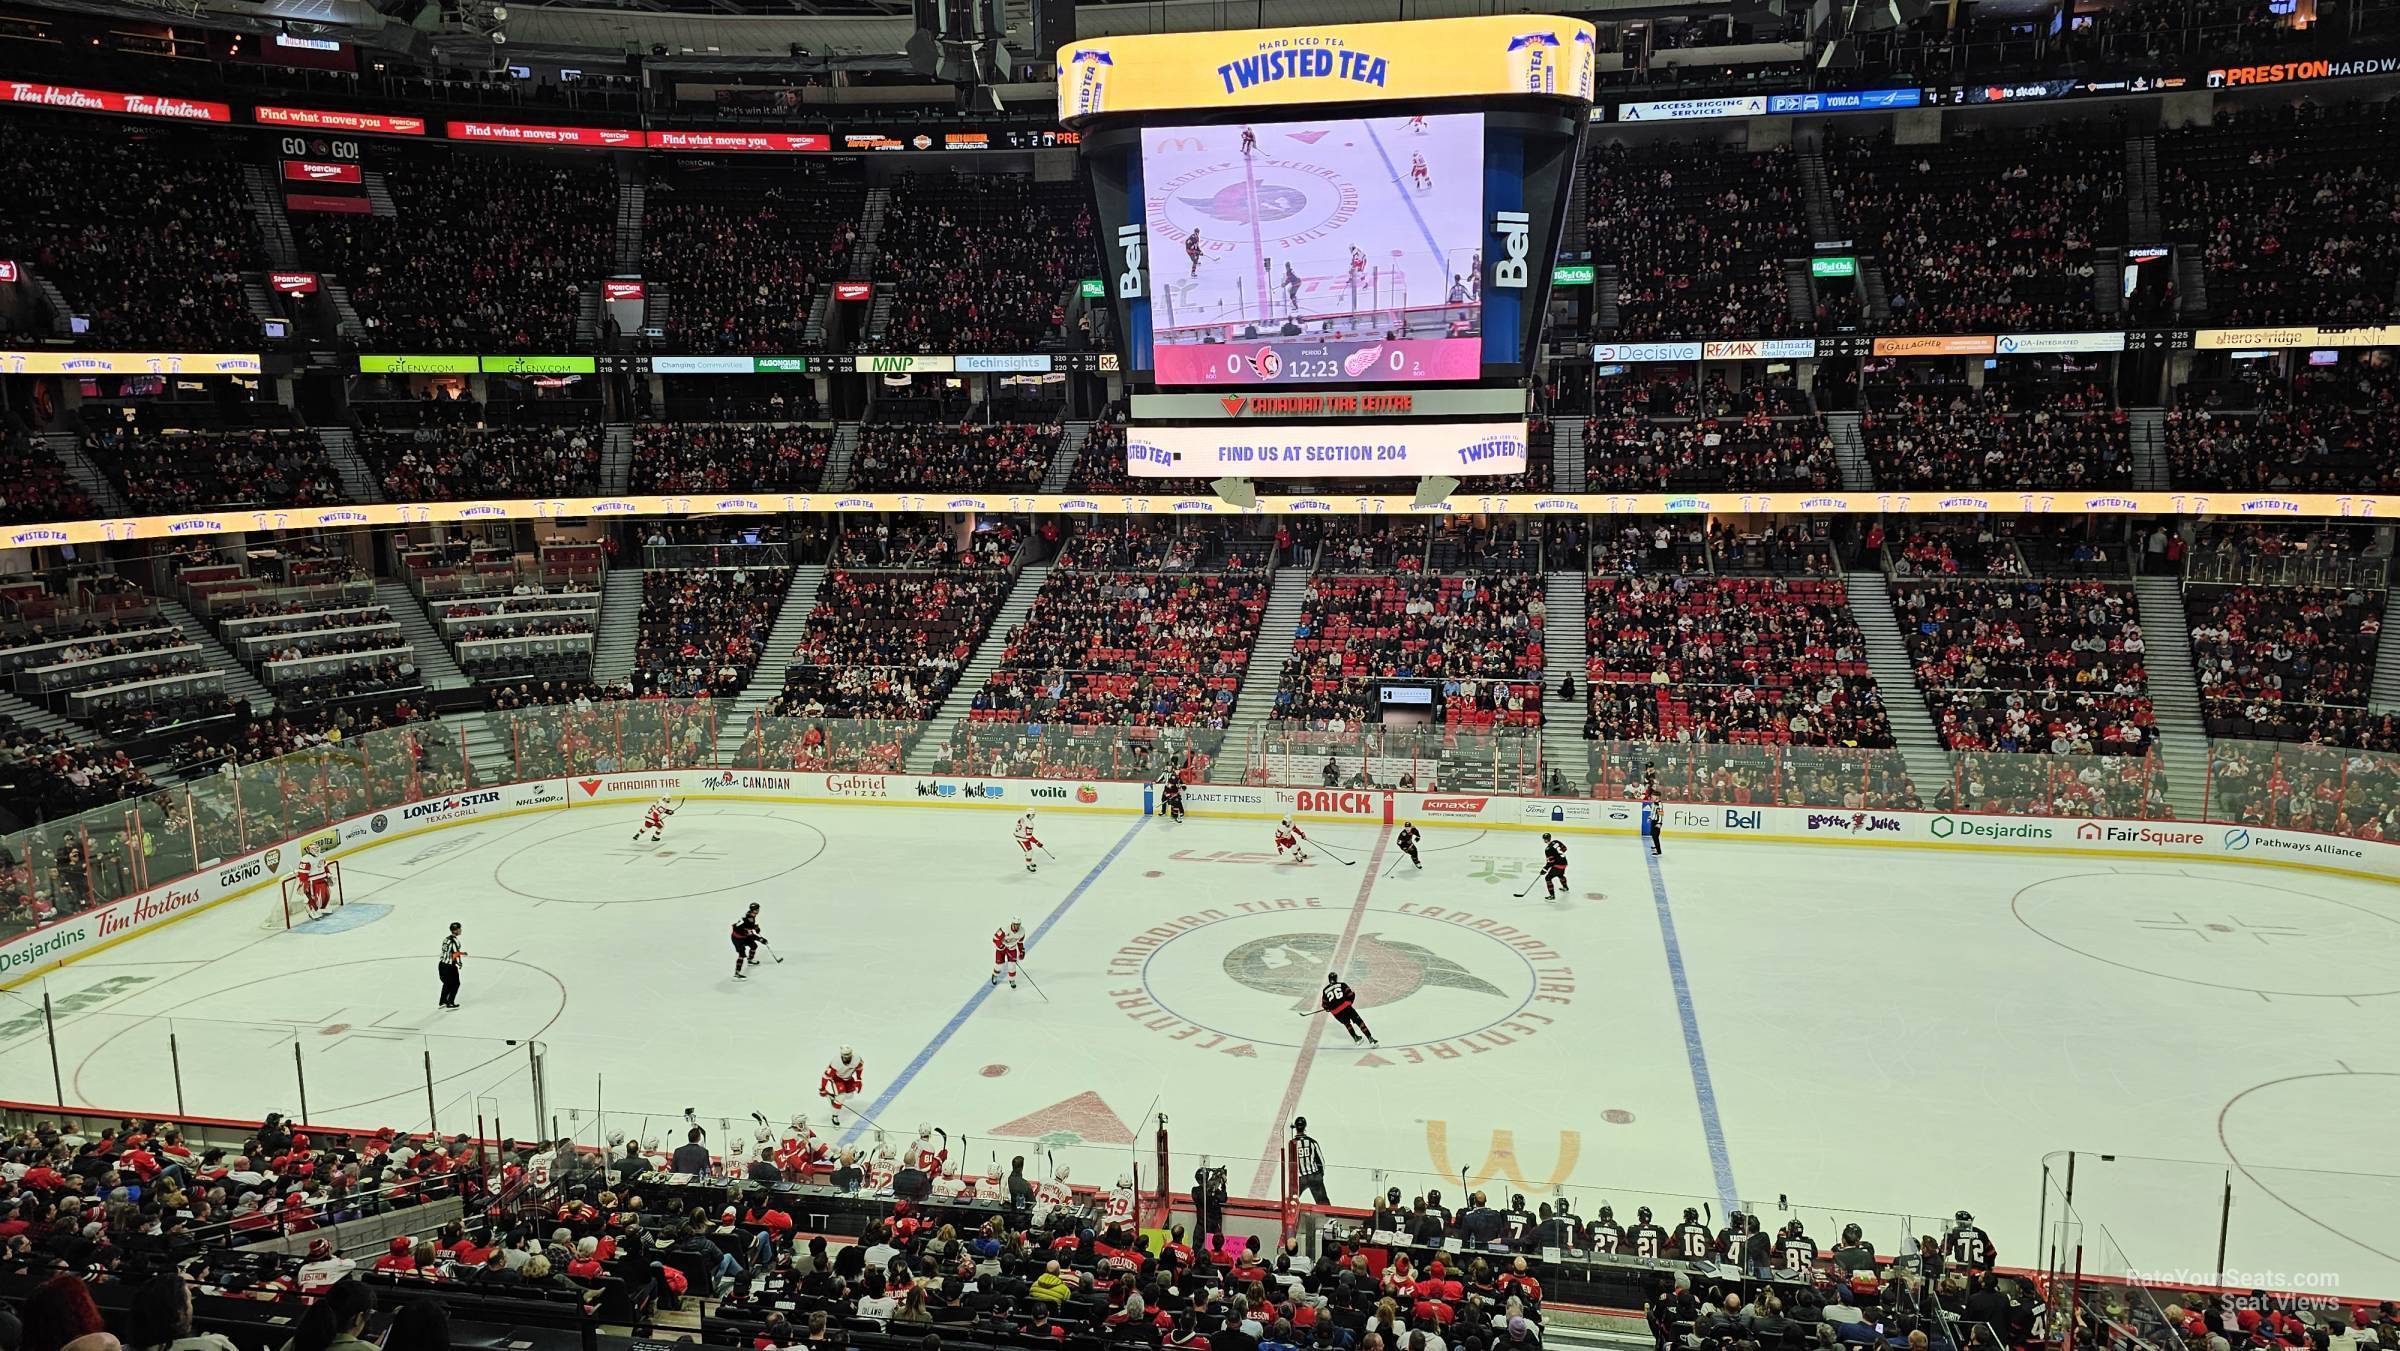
[1248,826,1391,1196]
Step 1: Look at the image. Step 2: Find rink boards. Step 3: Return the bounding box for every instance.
[3,766,2390,989]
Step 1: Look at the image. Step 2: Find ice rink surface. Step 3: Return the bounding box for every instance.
[6,799,2396,1294]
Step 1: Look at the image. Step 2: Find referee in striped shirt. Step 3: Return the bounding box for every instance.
[438,922,465,1009]
[1290,1117,1328,1205]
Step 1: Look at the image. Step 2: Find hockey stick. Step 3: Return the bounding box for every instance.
[1015,962,1052,1003]
[1039,845,1058,860]
[1513,874,1545,898]
[1302,838,1358,868]
[757,939,786,965]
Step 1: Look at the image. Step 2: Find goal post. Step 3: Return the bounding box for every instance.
[267,859,344,930]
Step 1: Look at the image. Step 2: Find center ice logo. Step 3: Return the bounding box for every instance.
[1222,931,1502,1012]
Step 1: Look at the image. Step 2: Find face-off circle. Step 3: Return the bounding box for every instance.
[2011,873,2400,996]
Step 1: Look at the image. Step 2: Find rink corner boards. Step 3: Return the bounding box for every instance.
[5,771,2393,991]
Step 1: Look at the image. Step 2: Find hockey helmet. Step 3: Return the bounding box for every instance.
[789,1114,810,1133]
[754,1126,773,1144]
[1597,1204,1614,1222]
[838,1045,855,1065]
[1842,1223,1863,1244]
[607,1132,626,1147]
[1117,1174,1134,1189]
[1055,1164,1071,1182]
[1788,1218,1804,1236]
[1683,1207,1700,1224]
[1637,1205,1653,1224]
[917,1122,933,1139]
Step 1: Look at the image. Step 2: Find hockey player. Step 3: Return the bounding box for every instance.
[1583,1204,1624,1254]
[294,853,333,918]
[1672,1206,1714,1260]
[819,1046,863,1130]
[867,1135,899,1193]
[905,1124,947,1178]
[730,903,765,979]
[1160,776,1185,822]
[1395,821,1423,870]
[1405,115,1428,134]
[1945,1210,1997,1271]
[1239,125,1258,158]
[774,1116,827,1179]
[633,794,676,844]
[1318,971,1379,1046]
[992,920,1026,988]
[1185,229,1204,278]
[1103,1173,1138,1228]
[1540,832,1569,899]
[1034,1163,1074,1221]
[1628,1205,1669,1258]
[1778,1218,1819,1274]
[1014,811,1043,873]
[1275,815,1311,864]
[1410,152,1431,192]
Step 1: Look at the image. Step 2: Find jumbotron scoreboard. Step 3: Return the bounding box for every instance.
[1062,15,1595,501]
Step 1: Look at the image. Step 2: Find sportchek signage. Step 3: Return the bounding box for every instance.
[269,273,320,295]
[282,160,362,185]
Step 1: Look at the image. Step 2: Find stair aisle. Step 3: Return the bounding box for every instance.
[2129,409,2168,491]
[0,688,104,748]
[1537,570,1589,792]
[1826,412,1874,492]
[820,423,860,491]
[593,569,645,688]
[713,565,828,763]
[48,432,131,517]
[2130,576,2214,821]
[373,580,471,692]
[2375,587,2400,709]
[1042,422,1090,493]
[904,564,1054,773]
[156,597,277,715]
[317,426,383,503]
[1840,572,1955,803]
[600,422,635,493]
[443,709,518,785]
[1206,566,1311,784]
[1549,416,1586,491]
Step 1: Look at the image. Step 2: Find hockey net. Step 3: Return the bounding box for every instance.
[266,859,344,929]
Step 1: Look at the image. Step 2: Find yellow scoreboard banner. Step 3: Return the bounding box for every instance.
[1058,15,1599,122]
[4,488,2394,549]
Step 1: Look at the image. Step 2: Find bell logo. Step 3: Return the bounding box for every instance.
[1116,223,1146,300]
[1492,211,1530,289]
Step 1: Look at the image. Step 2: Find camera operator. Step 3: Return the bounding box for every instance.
[1192,1157,1229,1245]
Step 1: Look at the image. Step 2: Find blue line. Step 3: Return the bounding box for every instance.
[1645,844,1738,1212]
[837,813,1150,1148]
[1360,121,1448,298]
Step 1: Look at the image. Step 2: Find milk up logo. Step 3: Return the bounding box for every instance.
[1222,931,1503,1010]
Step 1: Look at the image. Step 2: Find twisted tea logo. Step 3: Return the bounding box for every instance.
[1223,932,1502,1011]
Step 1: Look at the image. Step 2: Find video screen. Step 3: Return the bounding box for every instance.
[1140,112,1485,386]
